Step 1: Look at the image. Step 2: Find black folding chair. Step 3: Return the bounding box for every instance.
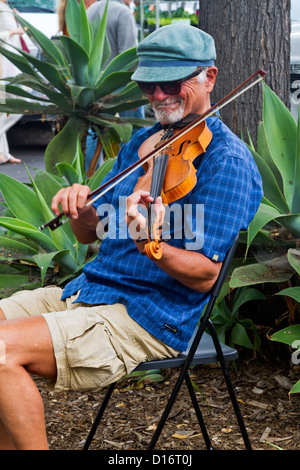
[83,236,252,451]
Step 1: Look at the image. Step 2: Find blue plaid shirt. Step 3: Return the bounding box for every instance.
[62,116,263,351]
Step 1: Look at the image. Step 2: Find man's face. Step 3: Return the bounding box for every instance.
[147,67,217,125]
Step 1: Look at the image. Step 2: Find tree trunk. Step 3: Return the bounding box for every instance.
[199,0,291,144]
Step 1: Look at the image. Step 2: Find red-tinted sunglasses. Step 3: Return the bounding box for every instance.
[137,68,203,95]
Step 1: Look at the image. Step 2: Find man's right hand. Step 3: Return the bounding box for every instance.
[51,184,91,220]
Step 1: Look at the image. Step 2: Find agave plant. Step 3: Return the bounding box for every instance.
[0,0,149,173]
[0,137,116,297]
[230,83,300,298]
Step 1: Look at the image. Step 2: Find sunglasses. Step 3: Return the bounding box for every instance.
[137,68,203,95]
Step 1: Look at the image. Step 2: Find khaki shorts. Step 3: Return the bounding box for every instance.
[0,287,178,394]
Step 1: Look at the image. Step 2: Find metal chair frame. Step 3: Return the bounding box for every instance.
[83,236,252,451]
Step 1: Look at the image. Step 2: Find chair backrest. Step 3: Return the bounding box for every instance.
[209,234,239,301]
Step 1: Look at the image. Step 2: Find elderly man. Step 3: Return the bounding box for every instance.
[0,25,263,449]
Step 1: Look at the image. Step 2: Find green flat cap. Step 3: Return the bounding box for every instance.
[131,24,216,83]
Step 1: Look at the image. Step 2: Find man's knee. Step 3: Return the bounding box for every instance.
[0,316,57,379]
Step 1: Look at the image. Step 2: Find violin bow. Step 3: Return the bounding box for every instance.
[40,69,266,232]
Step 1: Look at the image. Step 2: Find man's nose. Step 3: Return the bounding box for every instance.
[152,85,169,100]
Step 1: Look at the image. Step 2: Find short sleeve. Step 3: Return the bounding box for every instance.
[184,155,261,261]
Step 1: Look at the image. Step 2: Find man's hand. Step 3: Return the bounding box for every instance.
[126,190,165,242]
[51,184,99,244]
[51,184,91,220]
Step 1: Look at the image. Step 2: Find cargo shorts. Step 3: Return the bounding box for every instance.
[0,287,179,393]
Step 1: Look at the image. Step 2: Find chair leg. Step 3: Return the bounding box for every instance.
[147,365,190,450]
[184,373,213,450]
[207,321,252,450]
[83,381,117,450]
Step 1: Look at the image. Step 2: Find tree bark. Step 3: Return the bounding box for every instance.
[199,0,291,144]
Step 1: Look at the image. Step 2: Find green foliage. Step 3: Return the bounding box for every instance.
[230,84,300,297]
[0,0,150,172]
[226,83,300,391]
[271,325,300,394]
[0,144,115,296]
[211,287,264,350]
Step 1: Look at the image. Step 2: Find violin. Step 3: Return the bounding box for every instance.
[134,120,213,260]
[40,70,266,255]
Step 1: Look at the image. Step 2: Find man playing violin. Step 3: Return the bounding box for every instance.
[0,25,263,449]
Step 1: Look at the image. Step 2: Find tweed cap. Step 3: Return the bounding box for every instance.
[131,24,216,83]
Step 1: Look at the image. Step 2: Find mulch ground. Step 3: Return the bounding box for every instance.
[35,352,300,452]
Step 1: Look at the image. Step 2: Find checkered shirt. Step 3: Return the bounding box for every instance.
[62,116,263,351]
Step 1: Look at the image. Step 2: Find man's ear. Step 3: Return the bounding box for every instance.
[206,67,218,92]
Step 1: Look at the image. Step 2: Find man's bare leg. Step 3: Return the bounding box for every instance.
[0,313,57,450]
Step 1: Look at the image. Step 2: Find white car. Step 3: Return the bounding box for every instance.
[10,0,59,57]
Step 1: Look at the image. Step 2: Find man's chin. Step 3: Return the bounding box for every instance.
[154,107,185,125]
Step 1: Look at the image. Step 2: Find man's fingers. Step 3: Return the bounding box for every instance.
[51,184,91,219]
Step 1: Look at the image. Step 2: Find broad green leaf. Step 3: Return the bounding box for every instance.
[88,157,117,191]
[56,162,79,186]
[0,172,44,228]
[262,82,297,210]
[77,0,92,54]
[109,82,146,103]
[0,235,39,260]
[100,47,138,82]
[95,126,121,160]
[89,115,132,143]
[257,121,283,191]
[291,380,300,394]
[0,274,32,289]
[34,170,76,243]
[100,99,148,115]
[4,84,49,102]
[276,286,300,303]
[19,49,70,95]
[288,248,300,275]
[53,249,83,273]
[60,36,89,86]
[276,214,300,238]
[247,146,289,213]
[230,262,293,288]
[247,203,283,249]
[44,117,87,174]
[34,170,64,208]
[0,97,57,115]
[76,88,95,108]
[0,217,57,252]
[32,252,60,285]
[232,287,266,314]
[87,0,109,85]
[15,13,67,67]
[0,44,39,78]
[230,323,254,349]
[26,170,75,253]
[271,324,300,347]
[11,76,71,111]
[94,71,134,100]
[65,0,81,42]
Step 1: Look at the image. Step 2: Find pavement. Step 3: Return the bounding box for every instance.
[0,145,46,184]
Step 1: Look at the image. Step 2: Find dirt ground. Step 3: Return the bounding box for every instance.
[36,349,300,452]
